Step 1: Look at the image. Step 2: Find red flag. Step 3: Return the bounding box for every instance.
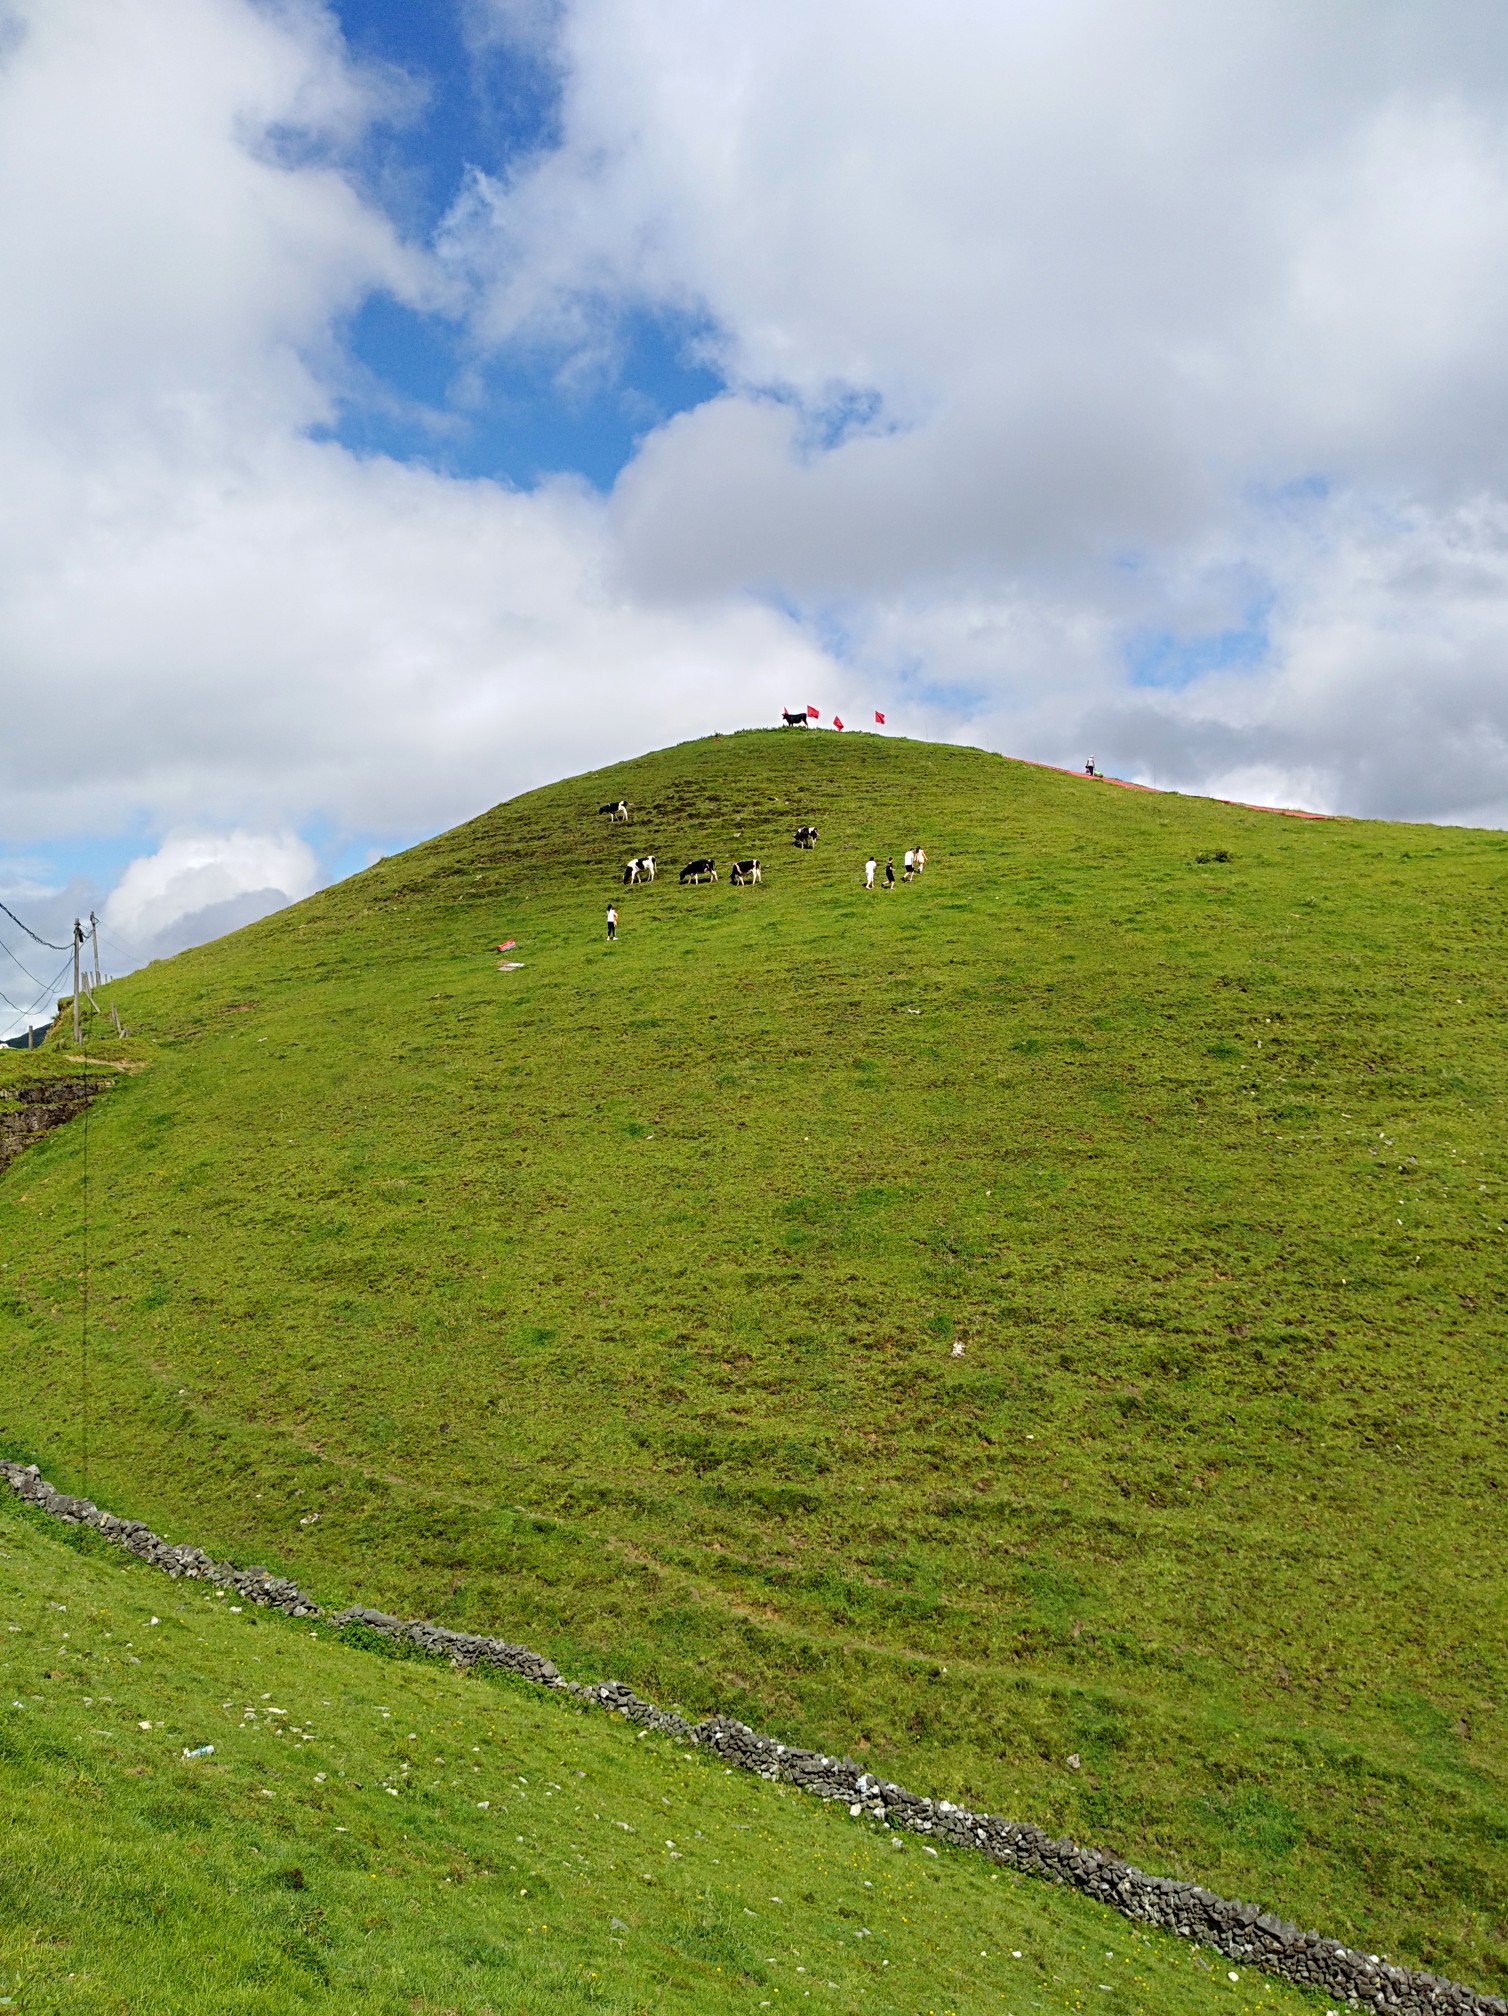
[807,705,819,719]
[833,716,845,731]
[874,710,885,725]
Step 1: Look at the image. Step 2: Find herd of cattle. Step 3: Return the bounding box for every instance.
[606,801,825,887]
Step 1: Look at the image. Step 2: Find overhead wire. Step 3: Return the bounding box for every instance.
[0,899,71,951]
[91,917,149,976]
[0,952,73,1042]
[79,977,91,1492]
[0,933,51,992]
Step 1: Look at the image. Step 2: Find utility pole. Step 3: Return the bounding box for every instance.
[71,919,82,1046]
[89,911,101,990]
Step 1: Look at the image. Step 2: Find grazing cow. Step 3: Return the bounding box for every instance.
[679,858,717,884]
[730,859,762,885]
[793,825,819,848]
[781,709,809,727]
[623,855,656,884]
[598,799,630,822]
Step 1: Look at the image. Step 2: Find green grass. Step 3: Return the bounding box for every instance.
[0,1492,1324,2014]
[2,728,1506,1989]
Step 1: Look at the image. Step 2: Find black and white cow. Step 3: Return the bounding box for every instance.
[599,799,630,822]
[730,859,762,885]
[793,825,819,848]
[624,855,656,884]
[679,858,717,884]
[781,709,809,728]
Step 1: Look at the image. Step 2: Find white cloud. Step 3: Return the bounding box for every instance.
[2,0,1508,890]
[102,831,319,964]
[0,0,831,856]
[450,0,1508,815]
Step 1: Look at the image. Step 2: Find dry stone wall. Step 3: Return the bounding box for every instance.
[3,1457,1500,2016]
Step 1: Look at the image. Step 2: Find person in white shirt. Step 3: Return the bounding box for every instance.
[903,848,915,880]
[864,857,877,890]
[606,904,618,941]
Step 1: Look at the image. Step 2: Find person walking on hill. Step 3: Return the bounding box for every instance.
[883,856,896,890]
[913,845,927,876]
[606,903,618,942]
[864,856,877,890]
[903,847,915,881]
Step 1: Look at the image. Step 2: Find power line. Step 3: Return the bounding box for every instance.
[0,953,73,1039]
[80,1008,90,1494]
[0,934,51,992]
[0,899,71,952]
[91,917,150,973]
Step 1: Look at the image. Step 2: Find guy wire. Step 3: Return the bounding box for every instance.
[80,997,90,1496]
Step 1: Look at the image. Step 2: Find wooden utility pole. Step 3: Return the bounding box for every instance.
[71,920,82,1046]
[89,911,101,990]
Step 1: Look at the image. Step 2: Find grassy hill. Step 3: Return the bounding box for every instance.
[2,728,1506,1992]
[4,1492,1300,2014]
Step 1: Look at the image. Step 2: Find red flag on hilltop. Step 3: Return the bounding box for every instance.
[874,710,885,725]
[833,716,845,731]
[807,705,819,719]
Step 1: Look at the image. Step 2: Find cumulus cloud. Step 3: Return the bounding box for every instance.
[451,0,1508,813]
[102,831,320,965]
[0,0,830,865]
[2,0,1508,920]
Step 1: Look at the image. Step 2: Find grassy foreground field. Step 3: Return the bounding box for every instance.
[1,729,1506,1990]
[0,1492,1320,2014]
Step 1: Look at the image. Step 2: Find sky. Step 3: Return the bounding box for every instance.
[4,0,1508,1030]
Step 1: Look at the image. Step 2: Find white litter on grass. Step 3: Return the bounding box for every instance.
[922,1845,938,1856]
[1228,1971,1240,1982]
[478,1800,490,1809]
[497,961,526,972]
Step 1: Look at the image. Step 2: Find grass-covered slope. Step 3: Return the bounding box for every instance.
[4,1495,1294,2015]
[2,729,1506,1989]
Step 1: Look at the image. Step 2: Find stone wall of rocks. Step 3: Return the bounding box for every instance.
[3,1456,1501,2016]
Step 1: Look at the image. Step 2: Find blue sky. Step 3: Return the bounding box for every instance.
[326,0,722,489]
